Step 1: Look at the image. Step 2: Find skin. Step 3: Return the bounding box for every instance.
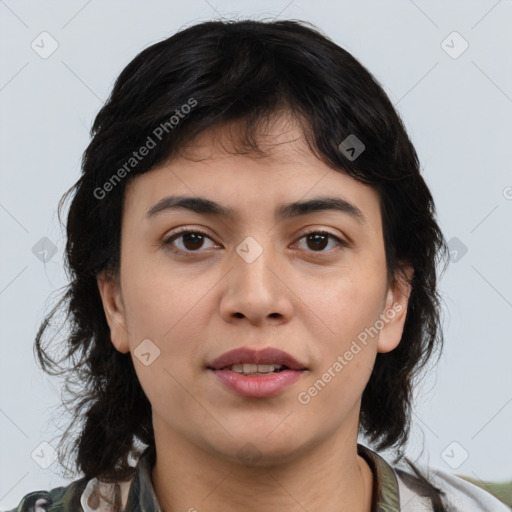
[97,113,412,512]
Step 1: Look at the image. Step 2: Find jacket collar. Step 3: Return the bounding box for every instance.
[124,444,161,512]
[358,443,401,512]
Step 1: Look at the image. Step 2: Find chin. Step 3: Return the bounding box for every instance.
[206,428,310,468]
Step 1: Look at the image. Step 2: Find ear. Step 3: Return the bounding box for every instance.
[96,271,130,353]
[377,266,414,354]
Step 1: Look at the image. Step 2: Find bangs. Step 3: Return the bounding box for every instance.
[167,106,322,165]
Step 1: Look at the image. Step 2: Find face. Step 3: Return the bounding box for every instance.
[97,114,411,466]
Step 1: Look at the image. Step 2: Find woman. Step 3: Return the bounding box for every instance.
[6,18,509,512]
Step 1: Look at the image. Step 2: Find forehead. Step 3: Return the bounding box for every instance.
[173,110,317,164]
[122,116,382,231]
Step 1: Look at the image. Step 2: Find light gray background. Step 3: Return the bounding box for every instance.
[1,0,511,509]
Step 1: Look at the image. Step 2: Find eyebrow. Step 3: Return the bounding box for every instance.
[146,194,366,224]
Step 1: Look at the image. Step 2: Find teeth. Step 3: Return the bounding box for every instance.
[228,363,283,374]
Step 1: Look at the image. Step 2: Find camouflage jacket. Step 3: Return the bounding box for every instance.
[4,444,509,511]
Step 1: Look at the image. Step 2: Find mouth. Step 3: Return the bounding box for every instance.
[206,347,308,398]
[215,363,293,376]
[206,346,308,373]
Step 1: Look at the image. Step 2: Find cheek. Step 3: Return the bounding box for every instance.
[296,282,383,422]
[320,269,387,343]
[119,247,200,339]
[121,272,206,417]
[119,251,212,381]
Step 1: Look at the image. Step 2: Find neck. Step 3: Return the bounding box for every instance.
[150,421,373,512]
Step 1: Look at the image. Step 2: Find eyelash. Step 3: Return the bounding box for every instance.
[162,228,348,255]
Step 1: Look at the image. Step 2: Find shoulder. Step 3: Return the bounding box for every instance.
[2,475,134,512]
[2,477,88,512]
[393,463,510,511]
[427,467,510,511]
[4,445,154,512]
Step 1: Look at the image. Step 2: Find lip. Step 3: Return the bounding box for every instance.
[209,369,306,398]
[206,347,308,398]
[207,347,307,371]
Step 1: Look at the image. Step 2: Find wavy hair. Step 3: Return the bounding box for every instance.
[35,18,449,490]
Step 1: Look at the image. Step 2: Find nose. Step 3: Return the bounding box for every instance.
[219,236,294,326]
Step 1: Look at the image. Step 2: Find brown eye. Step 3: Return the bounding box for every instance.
[164,230,217,253]
[305,233,329,251]
[296,230,346,253]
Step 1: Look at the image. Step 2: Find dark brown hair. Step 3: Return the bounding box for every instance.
[35,18,449,496]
